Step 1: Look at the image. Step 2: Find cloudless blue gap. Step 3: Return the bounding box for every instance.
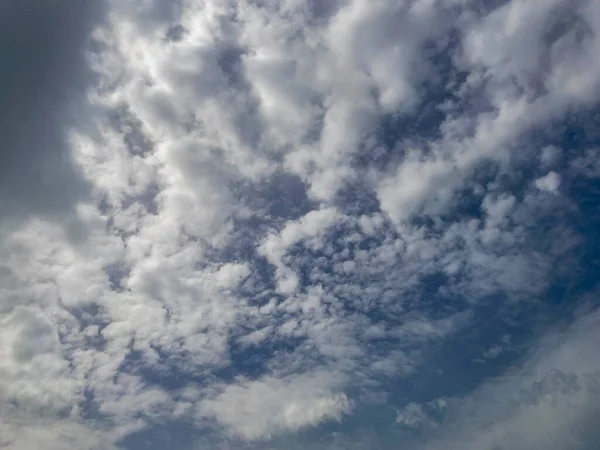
[118,422,206,450]
[216,336,315,383]
[114,338,223,392]
[235,171,314,222]
[542,110,600,308]
[332,181,383,217]
[388,295,541,405]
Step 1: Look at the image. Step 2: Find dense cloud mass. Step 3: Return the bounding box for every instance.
[1,0,600,449]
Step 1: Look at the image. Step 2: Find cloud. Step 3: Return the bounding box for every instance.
[535,171,561,193]
[422,305,600,450]
[396,398,447,431]
[201,371,351,440]
[0,0,104,236]
[0,0,599,448]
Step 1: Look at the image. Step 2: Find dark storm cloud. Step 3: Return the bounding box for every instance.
[0,0,103,229]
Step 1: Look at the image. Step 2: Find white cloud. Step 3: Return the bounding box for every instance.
[0,306,77,415]
[0,421,125,450]
[201,371,351,440]
[258,207,342,293]
[377,0,600,225]
[535,171,561,194]
[1,0,599,447]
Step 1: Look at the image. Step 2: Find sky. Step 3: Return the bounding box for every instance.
[1,0,600,449]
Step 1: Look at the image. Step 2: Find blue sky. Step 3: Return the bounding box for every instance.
[1,0,600,449]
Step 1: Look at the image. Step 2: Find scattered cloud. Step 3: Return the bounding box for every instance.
[1,0,599,449]
[535,171,561,193]
[201,371,351,440]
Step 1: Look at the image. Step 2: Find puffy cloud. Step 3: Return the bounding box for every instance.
[1,0,599,448]
[202,371,351,440]
[535,171,561,193]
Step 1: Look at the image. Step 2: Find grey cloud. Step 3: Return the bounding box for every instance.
[0,0,103,231]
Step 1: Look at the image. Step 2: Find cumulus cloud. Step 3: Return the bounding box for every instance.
[202,371,351,440]
[1,0,599,448]
[535,171,561,193]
